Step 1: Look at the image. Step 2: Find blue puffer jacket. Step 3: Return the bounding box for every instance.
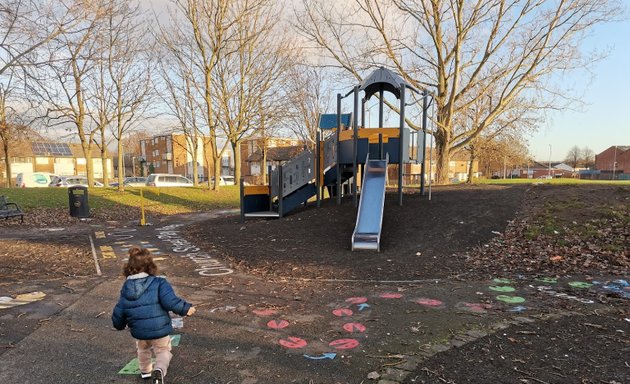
[112,273,192,340]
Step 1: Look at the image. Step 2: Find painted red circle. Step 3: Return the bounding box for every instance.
[267,319,290,329]
[342,322,366,333]
[279,337,307,349]
[345,296,368,304]
[329,338,359,350]
[379,293,403,299]
[415,298,443,307]
[253,309,277,317]
[332,308,353,317]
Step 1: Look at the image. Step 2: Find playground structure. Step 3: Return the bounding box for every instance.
[240,67,431,251]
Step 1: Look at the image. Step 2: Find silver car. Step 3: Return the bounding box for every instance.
[49,176,104,187]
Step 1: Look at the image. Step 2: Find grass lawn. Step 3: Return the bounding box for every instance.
[475,178,630,185]
[0,186,240,214]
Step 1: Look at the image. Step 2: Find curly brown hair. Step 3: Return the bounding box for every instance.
[123,246,158,277]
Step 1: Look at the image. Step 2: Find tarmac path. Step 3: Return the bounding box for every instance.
[0,212,627,384]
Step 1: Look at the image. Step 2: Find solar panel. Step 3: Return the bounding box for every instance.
[31,142,73,156]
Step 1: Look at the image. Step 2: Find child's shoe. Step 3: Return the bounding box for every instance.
[151,368,164,384]
[140,371,152,379]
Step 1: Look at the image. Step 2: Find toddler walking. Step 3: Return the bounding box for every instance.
[112,247,196,384]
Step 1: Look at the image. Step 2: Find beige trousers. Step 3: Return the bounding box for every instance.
[136,335,172,376]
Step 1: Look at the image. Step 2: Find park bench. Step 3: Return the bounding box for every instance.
[0,195,24,223]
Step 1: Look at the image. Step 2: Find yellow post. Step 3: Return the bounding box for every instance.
[140,189,146,226]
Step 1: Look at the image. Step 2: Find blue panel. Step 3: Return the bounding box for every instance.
[280,183,317,215]
[243,194,270,214]
[319,113,352,130]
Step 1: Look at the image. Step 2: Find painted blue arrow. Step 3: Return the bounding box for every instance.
[304,353,336,360]
[357,303,370,311]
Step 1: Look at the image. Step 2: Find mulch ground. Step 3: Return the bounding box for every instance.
[0,183,628,383]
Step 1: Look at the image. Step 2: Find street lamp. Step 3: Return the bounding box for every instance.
[548,144,552,177]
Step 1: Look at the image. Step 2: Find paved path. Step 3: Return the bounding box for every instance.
[0,212,627,383]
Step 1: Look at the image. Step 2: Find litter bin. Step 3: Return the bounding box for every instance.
[68,186,89,218]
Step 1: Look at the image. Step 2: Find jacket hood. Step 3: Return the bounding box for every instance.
[123,273,155,300]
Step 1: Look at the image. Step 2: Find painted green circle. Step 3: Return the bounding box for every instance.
[493,278,512,284]
[496,295,526,304]
[489,286,516,292]
[568,281,592,289]
[536,277,557,284]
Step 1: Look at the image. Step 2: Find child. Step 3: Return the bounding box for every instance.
[112,247,196,384]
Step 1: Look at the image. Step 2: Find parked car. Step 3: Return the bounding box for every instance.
[109,177,147,188]
[16,172,57,188]
[49,176,104,187]
[145,174,193,187]
[536,175,553,179]
[210,175,235,186]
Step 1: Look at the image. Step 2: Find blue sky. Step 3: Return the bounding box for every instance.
[528,18,630,162]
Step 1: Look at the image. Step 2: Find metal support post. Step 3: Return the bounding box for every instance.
[336,93,342,205]
[420,91,428,195]
[353,86,359,208]
[398,84,405,206]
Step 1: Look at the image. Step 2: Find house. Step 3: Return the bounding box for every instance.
[595,146,630,180]
[511,161,572,179]
[139,134,232,181]
[240,137,304,184]
[0,140,113,184]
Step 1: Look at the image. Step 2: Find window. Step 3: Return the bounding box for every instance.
[11,157,32,163]
[35,157,49,164]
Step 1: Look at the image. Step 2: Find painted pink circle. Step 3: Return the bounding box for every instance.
[343,322,366,333]
[279,337,307,349]
[329,338,359,350]
[345,297,368,304]
[379,293,403,299]
[464,303,492,312]
[332,308,353,317]
[267,319,290,329]
[253,309,277,317]
[415,298,443,307]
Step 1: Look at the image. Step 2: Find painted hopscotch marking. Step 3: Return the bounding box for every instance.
[94,231,105,239]
[99,245,116,259]
[119,335,180,375]
[0,292,46,309]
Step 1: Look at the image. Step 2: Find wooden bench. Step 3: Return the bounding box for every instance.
[0,195,24,223]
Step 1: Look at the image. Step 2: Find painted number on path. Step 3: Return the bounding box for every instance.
[329,339,359,350]
[267,320,290,329]
[332,308,353,317]
[279,337,307,349]
[343,323,366,333]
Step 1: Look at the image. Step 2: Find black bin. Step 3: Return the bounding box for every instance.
[68,186,89,218]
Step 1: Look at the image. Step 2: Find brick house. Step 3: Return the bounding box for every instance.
[240,137,304,184]
[139,134,232,180]
[0,141,112,184]
[595,145,630,180]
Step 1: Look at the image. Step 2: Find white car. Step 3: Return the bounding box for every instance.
[16,172,57,188]
[49,176,104,187]
[145,174,194,187]
[211,176,235,185]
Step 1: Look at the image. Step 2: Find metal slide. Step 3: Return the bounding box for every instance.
[351,154,388,251]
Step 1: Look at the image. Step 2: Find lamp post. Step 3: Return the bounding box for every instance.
[548,144,552,177]
[612,145,617,180]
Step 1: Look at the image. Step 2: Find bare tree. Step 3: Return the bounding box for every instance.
[214,0,295,182]
[565,145,582,170]
[0,77,27,187]
[1,0,75,76]
[580,147,595,169]
[28,1,110,187]
[92,0,156,190]
[284,64,332,149]
[296,0,622,184]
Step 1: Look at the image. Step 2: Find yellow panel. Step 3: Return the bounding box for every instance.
[244,185,270,196]
[339,128,401,143]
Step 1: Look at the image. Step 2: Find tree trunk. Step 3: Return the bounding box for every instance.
[232,140,241,182]
[117,139,124,192]
[3,142,10,188]
[101,145,108,187]
[467,147,476,184]
[434,135,451,185]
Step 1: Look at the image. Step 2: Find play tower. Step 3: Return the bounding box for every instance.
[240,67,421,251]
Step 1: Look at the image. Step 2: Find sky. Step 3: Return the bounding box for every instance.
[528,18,630,162]
[139,1,628,162]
